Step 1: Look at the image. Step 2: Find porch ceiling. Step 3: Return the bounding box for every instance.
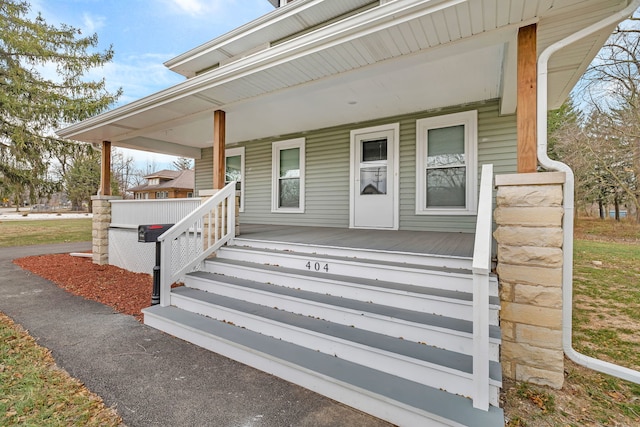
[57,0,633,158]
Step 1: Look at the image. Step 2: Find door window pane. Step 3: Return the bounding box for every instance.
[360,166,387,195]
[426,167,466,207]
[362,139,387,162]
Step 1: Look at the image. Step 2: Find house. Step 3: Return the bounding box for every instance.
[58,1,640,425]
[128,169,195,200]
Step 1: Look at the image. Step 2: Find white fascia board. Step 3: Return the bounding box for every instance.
[58,0,475,140]
[164,0,327,74]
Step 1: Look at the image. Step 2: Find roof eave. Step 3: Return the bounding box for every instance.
[58,0,464,140]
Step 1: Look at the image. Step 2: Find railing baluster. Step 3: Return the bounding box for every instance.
[213,201,220,242]
[221,198,227,237]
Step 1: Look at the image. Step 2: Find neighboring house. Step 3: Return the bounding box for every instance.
[58,1,640,425]
[128,169,195,200]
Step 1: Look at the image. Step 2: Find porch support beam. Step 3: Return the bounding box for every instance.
[100,140,112,196]
[517,24,538,173]
[213,110,226,189]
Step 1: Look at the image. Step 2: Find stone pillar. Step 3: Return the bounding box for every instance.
[91,195,121,265]
[493,172,566,388]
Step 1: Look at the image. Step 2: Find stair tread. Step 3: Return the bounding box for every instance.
[206,258,501,306]
[172,286,501,382]
[144,305,504,426]
[188,270,501,339]
[223,245,479,275]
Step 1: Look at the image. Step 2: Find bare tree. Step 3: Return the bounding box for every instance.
[575,11,640,221]
[111,149,137,198]
[172,157,193,170]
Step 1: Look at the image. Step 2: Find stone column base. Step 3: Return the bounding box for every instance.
[91,195,121,265]
[494,172,566,389]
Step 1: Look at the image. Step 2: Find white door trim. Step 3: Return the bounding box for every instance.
[349,123,400,230]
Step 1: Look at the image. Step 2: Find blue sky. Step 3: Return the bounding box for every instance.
[30,0,275,167]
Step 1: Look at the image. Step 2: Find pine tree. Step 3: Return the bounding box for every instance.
[64,147,100,211]
[0,0,121,205]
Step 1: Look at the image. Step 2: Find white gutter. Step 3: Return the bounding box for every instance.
[537,0,640,384]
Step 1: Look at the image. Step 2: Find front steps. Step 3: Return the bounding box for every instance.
[143,239,504,426]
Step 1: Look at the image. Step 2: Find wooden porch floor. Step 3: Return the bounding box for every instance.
[237,224,475,258]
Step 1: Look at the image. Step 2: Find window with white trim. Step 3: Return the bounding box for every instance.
[416,110,478,215]
[272,138,305,213]
[225,147,245,212]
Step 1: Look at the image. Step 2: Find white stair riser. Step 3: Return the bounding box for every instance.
[171,293,500,407]
[232,238,473,270]
[186,276,500,361]
[143,310,460,427]
[202,263,499,324]
[215,248,495,296]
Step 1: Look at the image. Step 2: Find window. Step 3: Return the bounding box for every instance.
[155,191,168,199]
[225,147,245,212]
[272,138,305,213]
[187,192,193,198]
[360,138,388,195]
[416,110,477,215]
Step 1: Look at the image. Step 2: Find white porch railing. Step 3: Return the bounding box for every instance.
[109,198,202,274]
[111,198,202,228]
[157,182,236,307]
[471,163,494,410]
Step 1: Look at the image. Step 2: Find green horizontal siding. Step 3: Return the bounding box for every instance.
[194,99,516,232]
[194,148,213,195]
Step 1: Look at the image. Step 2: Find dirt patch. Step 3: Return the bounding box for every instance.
[14,254,152,322]
[503,359,640,427]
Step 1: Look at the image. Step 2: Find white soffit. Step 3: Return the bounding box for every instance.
[165,0,376,77]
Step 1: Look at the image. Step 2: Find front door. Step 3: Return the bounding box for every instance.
[350,124,399,229]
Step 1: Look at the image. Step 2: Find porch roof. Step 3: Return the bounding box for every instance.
[57,0,632,158]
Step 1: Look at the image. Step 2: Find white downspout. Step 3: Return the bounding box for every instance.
[537,0,640,383]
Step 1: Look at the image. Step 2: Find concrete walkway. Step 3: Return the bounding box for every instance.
[0,243,391,427]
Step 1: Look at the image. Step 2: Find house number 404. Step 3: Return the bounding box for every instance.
[306,261,329,272]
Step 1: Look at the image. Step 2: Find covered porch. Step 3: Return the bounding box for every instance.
[58,0,615,206]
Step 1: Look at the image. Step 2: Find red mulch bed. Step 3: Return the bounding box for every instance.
[14,254,152,322]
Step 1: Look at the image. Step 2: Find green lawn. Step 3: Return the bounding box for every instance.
[0,219,91,247]
[572,238,640,370]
